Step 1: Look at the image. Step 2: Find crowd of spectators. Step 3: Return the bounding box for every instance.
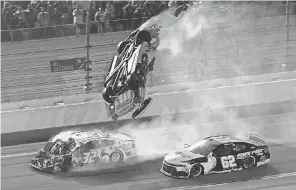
[2,1,293,41]
[1,1,174,33]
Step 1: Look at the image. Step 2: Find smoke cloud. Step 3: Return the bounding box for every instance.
[51,2,295,174]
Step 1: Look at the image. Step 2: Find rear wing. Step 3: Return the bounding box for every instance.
[248,133,268,145]
[117,129,136,140]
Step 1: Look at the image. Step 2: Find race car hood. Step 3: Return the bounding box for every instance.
[164,150,204,165]
[111,129,136,141]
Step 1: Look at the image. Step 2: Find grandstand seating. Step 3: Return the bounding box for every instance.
[1,4,296,103]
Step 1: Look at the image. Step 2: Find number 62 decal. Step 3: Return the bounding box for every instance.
[221,155,237,169]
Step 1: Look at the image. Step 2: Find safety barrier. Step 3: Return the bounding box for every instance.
[2,75,296,134]
[1,3,296,103]
[2,70,296,111]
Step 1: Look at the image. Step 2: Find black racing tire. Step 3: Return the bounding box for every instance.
[117,41,129,55]
[60,159,69,172]
[109,151,124,163]
[102,86,115,104]
[243,155,256,169]
[136,30,152,46]
[53,164,62,172]
[189,164,204,178]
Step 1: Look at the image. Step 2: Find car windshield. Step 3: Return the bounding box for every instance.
[186,139,218,156]
[48,139,75,155]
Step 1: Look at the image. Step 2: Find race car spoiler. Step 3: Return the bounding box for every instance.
[249,133,268,145]
[117,129,136,140]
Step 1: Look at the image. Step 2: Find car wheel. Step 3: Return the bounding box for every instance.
[189,164,203,178]
[136,30,152,46]
[243,155,256,169]
[117,41,129,55]
[110,151,123,163]
[53,164,61,172]
[102,86,115,104]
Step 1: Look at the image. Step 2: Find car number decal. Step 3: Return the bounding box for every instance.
[80,151,98,163]
[221,155,237,169]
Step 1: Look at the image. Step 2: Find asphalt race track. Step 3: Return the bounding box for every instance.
[2,108,296,190]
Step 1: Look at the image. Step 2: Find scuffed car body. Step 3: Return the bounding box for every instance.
[160,134,271,178]
[102,25,161,121]
[30,129,137,173]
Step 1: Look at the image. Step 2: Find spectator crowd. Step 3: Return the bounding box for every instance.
[1,1,176,35]
[2,1,293,41]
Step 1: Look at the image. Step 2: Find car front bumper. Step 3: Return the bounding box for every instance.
[160,161,190,178]
[29,160,54,173]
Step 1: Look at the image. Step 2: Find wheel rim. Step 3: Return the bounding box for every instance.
[53,165,60,172]
[244,156,255,168]
[190,165,202,177]
[110,152,121,162]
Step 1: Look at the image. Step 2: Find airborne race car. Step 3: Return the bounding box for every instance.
[160,134,271,178]
[30,129,137,173]
[102,25,161,121]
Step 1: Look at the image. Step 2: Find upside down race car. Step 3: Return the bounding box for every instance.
[102,25,161,121]
[30,129,137,173]
[160,134,271,178]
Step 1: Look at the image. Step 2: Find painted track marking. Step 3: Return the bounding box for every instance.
[2,78,295,113]
[1,152,37,158]
[161,172,296,190]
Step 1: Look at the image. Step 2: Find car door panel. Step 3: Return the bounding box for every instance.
[212,144,237,172]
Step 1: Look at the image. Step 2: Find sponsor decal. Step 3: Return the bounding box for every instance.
[50,58,86,73]
[141,53,148,65]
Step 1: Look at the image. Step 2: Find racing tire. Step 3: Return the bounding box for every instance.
[243,155,256,169]
[117,41,129,55]
[109,151,124,163]
[102,86,115,104]
[136,30,152,46]
[53,164,62,172]
[189,164,203,178]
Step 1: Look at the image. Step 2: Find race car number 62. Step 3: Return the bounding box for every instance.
[221,155,237,169]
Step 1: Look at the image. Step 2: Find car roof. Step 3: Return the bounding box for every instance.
[204,135,244,145]
[50,131,108,143]
[69,131,107,142]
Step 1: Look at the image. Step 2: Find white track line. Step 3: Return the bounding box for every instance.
[161,172,296,190]
[2,78,296,113]
[1,142,45,150]
[1,152,37,158]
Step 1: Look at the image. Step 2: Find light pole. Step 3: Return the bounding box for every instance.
[284,0,291,69]
[82,1,92,93]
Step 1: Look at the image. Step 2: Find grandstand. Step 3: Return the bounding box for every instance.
[1,2,296,103]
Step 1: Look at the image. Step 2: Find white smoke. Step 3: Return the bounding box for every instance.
[51,2,296,174]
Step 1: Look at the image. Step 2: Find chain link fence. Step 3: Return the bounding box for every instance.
[1,2,296,103]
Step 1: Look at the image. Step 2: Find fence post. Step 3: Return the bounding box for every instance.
[284,0,291,68]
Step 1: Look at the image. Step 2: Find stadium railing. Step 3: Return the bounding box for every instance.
[1,3,296,103]
[1,17,150,43]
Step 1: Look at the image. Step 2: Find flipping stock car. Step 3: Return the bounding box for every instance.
[160,134,271,178]
[30,129,137,173]
[102,25,161,121]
